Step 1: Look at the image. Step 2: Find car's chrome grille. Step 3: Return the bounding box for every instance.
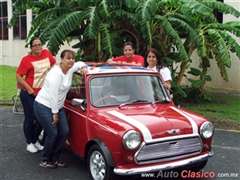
[135,135,203,165]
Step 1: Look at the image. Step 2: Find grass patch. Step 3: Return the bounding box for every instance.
[180,93,240,131]
[0,65,18,104]
[180,93,240,122]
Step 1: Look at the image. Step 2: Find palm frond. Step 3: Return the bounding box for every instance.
[225,21,240,29]
[98,0,110,19]
[154,15,189,62]
[134,0,157,47]
[177,0,217,22]
[188,79,204,88]
[107,0,124,9]
[207,29,230,81]
[114,10,136,20]
[197,29,207,58]
[33,1,57,13]
[136,0,157,20]
[188,67,202,76]
[183,0,212,15]
[208,23,240,37]
[40,11,86,55]
[159,0,213,17]
[166,12,194,27]
[12,0,33,10]
[84,6,101,39]
[208,29,231,67]
[168,18,204,53]
[202,0,240,18]
[99,24,113,58]
[139,20,152,46]
[8,9,21,28]
[123,0,139,8]
[8,0,36,27]
[26,23,44,45]
[32,8,74,27]
[218,31,240,58]
[71,0,92,9]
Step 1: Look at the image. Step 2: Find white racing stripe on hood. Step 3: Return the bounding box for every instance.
[170,106,198,134]
[108,110,152,141]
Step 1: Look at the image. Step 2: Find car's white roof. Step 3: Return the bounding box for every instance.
[85,63,154,74]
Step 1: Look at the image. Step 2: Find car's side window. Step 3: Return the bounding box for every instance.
[136,76,165,101]
[66,73,86,102]
[90,77,105,103]
[151,76,165,100]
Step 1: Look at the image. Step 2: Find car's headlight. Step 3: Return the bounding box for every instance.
[122,130,141,150]
[200,122,214,139]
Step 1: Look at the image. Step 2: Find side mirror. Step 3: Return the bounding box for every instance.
[72,98,86,111]
[71,98,84,106]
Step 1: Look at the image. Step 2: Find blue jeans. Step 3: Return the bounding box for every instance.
[20,90,42,144]
[34,101,69,162]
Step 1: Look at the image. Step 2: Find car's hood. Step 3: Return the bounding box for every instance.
[102,105,200,141]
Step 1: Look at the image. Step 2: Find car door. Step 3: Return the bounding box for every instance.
[64,73,88,157]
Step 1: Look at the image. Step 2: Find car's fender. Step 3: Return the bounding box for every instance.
[91,138,116,167]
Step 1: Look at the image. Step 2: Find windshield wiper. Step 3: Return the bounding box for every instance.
[119,99,148,108]
[151,99,170,105]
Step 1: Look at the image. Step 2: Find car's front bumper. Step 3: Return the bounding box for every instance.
[114,151,213,175]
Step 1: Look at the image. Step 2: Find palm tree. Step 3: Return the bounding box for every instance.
[135,0,240,98]
[8,0,142,61]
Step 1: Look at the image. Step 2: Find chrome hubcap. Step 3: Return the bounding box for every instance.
[90,150,106,180]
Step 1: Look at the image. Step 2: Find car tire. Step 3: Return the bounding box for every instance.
[190,160,208,171]
[87,144,117,180]
[38,130,46,146]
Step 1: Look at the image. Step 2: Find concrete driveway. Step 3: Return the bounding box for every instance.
[1,107,239,180]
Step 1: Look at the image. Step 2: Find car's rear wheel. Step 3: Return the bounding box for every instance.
[88,144,116,180]
[38,130,46,146]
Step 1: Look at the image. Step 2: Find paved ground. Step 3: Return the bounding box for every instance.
[0,108,91,180]
[1,107,240,180]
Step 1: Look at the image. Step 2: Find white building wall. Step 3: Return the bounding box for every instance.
[172,0,240,95]
[205,0,240,94]
[1,40,79,66]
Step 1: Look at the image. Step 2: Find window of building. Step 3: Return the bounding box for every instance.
[0,0,27,40]
[13,15,27,39]
[0,1,8,40]
[12,0,27,40]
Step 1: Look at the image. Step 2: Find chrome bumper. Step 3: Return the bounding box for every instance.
[114,151,213,176]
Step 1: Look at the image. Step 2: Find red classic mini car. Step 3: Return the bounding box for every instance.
[64,63,214,180]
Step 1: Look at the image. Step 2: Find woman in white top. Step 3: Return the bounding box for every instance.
[144,48,172,90]
[34,49,88,168]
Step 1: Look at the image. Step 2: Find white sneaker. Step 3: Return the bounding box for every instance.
[27,143,38,153]
[34,141,44,151]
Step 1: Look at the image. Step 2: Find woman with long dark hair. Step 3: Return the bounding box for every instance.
[144,48,172,90]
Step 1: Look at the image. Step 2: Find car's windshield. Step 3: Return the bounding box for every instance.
[90,75,170,107]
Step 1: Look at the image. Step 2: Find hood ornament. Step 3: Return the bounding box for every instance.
[167,129,180,135]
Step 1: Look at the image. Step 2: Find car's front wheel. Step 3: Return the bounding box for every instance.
[190,160,208,171]
[88,144,116,180]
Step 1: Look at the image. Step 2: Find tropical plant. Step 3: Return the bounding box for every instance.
[135,0,240,100]
[8,0,240,101]
[8,0,142,61]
